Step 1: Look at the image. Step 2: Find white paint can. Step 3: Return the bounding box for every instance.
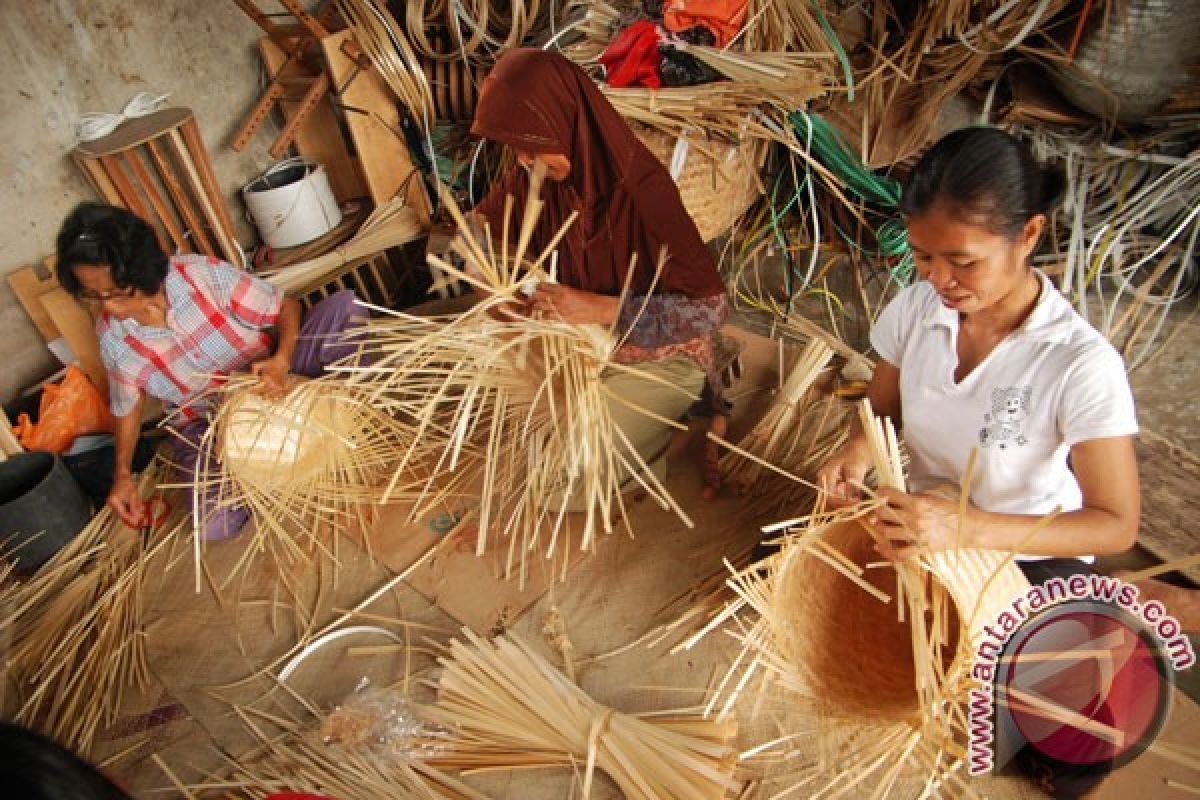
[243,158,342,249]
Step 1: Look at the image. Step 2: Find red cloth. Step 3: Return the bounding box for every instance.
[598,20,663,89]
[663,0,748,47]
[470,49,726,300]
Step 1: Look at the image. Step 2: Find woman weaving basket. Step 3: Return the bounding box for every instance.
[55,203,363,540]
[467,48,731,496]
[817,128,1142,795]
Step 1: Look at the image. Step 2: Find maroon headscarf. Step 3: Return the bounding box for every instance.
[470,48,726,299]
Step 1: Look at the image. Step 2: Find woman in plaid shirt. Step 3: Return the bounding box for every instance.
[55,203,361,540]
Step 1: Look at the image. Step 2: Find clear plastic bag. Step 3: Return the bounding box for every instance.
[320,680,450,760]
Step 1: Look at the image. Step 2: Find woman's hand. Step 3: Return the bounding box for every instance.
[250,353,290,399]
[816,442,872,508]
[529,284,619,326]
[867,487,977,561]
[108,473,145,529]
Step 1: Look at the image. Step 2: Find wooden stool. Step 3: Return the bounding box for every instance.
[72,108,243,267]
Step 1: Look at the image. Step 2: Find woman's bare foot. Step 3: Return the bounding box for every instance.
[701,415,728,500]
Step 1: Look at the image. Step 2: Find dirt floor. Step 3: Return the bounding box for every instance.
[59,301,1194,800]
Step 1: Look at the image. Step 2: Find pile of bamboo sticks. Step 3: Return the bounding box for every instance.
[424,628,741,799]
[0,468,176,755]
[259,196,424,295]
[181,701,484,800]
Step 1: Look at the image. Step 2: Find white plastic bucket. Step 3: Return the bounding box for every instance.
[243,158,342,249]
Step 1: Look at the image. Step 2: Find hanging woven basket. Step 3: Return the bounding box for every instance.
[634,124,765,243]
[1049,0,1200,123]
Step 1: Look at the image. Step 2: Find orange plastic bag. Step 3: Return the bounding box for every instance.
[663,0,749,48]
[13,365,114,453]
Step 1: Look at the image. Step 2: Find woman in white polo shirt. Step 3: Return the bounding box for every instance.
[818,127,1140,583]
[817,127,1142,796]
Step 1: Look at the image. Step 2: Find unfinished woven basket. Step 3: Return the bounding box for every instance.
[634,123,763,243]
[774,519,1030,719]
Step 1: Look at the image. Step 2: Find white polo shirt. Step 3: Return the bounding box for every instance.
[871,271,1137,559]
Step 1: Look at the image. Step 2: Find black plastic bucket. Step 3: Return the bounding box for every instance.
[0,452,93,573]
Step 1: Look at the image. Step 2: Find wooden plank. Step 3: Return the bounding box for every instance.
[7,258,63,341]
[73,107,191,158]
[258,36,365,202]
[71,153,123,206]
[319,29,430,223]
[123,149,188,252]
[0,410,23,459]
[38,288,107,401]
[146,137,216,257]
[178,118,243,267]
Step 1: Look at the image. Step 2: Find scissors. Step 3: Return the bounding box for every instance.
[134,496,172,541]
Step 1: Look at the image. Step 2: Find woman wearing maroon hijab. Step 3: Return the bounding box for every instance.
[470,48,730,495]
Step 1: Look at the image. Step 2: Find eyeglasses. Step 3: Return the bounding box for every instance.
[78,286,138,303]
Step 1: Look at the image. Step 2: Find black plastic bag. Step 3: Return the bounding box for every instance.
[659,46,724,87]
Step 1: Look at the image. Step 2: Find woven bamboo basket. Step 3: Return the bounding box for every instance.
[775,519,1030,719]
[218,378,357,490]
[634,124,764,243]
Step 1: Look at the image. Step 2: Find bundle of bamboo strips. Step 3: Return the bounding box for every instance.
[0,467,176,755]
[175,373,424,587]
[400,0,552,63]
[258,197,424,295]
[424,628,740,798]
[336,163,696,585]
[335,0,437,136]
[740,0,843,54]
[603,73,828,144]
[720,337,835,490]
[684,400,1031,797]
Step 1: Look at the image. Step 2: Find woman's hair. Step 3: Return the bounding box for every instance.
[55,203,168,296]
[0,722,132,799]
[900,127,1065,238]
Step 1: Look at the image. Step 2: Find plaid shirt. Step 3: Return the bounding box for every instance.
[98,255,284,419]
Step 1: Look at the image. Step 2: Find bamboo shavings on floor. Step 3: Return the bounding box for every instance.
[259,197,424,295]
[181,700,485,800]
[0,466,176,755]
[424,628,740,799]
[685,400,1030,797]
[177,374,423,585]
[337,163,696,585]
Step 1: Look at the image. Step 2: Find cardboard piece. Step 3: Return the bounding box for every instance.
[7,257,63,341]
[38,288,107,401]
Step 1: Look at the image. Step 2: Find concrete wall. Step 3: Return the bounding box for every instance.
[0,1,278,402]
